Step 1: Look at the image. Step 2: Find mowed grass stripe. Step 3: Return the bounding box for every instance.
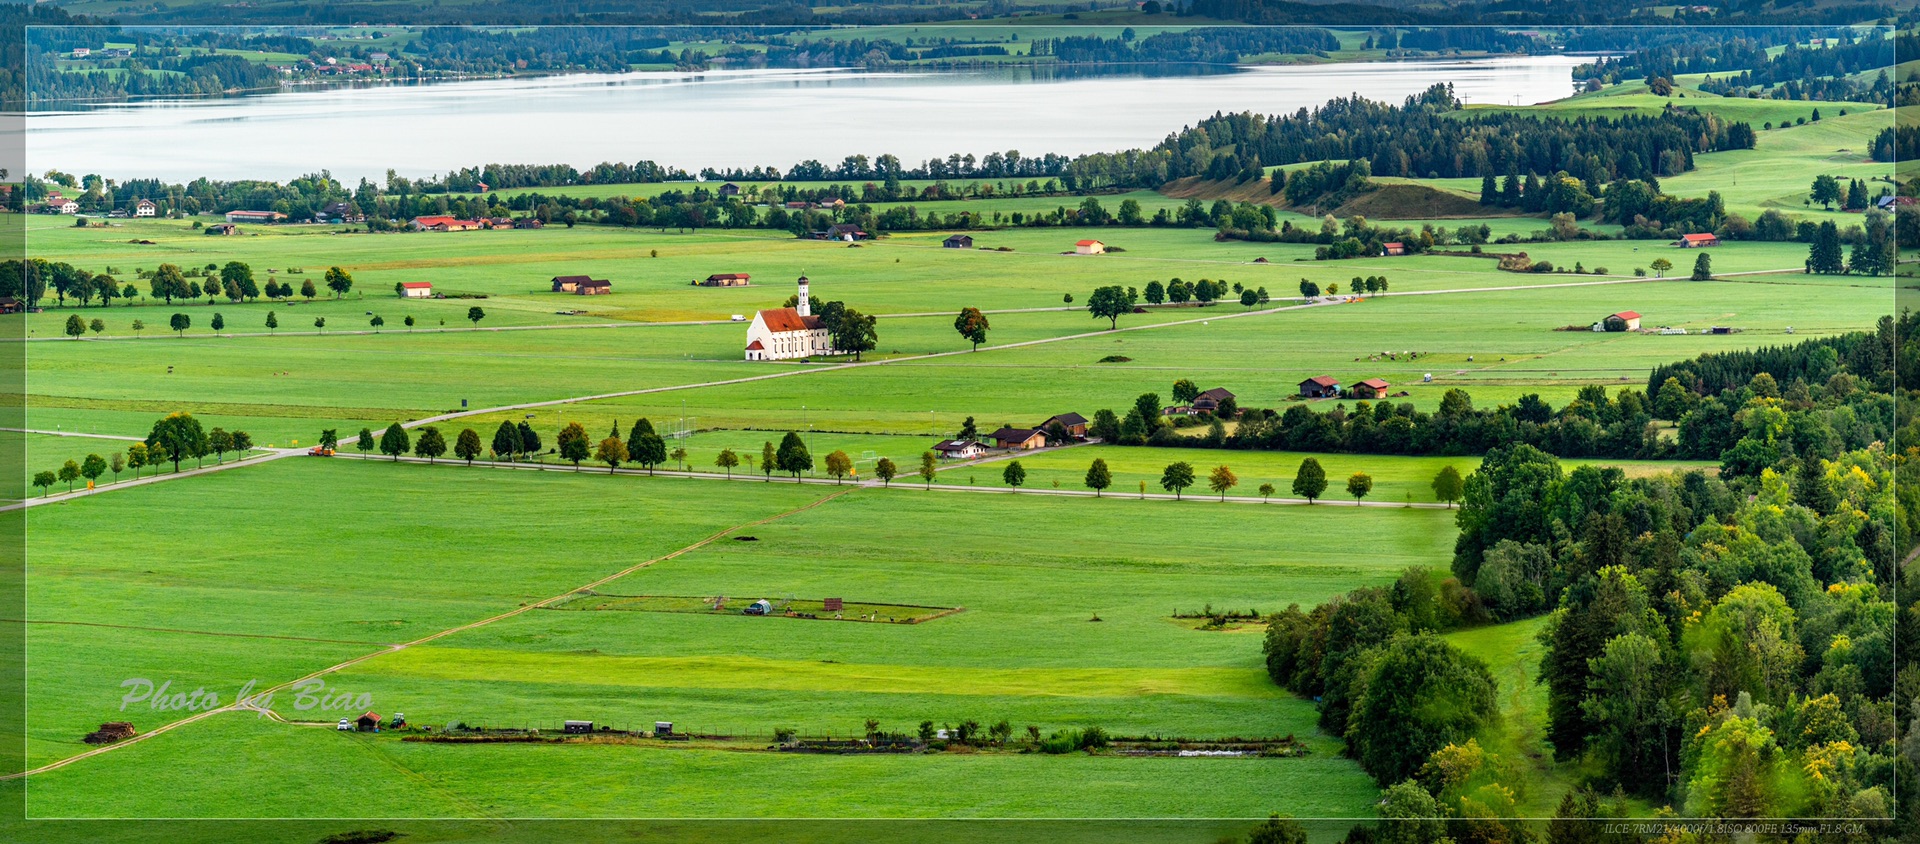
[349,647,1275,699]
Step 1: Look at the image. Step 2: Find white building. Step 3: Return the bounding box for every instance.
[400,282,434,299]
[133,199,156,217]
[1074,239,1105,255]
[744,276,832,361]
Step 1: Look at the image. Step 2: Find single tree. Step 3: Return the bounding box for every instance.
[300,278,317,299]
[1648,257,1671,277]
[776,431,812,479]
[414,426,448,463]
[1431,466,1464,508]
[454,428,483,464]
[1209,464,1238,501]
[80,453,107,488]
[1690,252,1713,281]
[1086,285,1132,330]
[761,441,778,482]
[208,428,233,463]
[556,422,591,470]
[1084,458,1112,497]
[1292,457,1327,503]
[669,446,688,471]
[491,420,520,461]
[146,412,207,472]
[319,429,340,452]
[920,450,939,489]
[324,266,353,298]
[715,448,740,478]
[1160,461,1196,499]
[64,314,85,339]
[1347,472,1374,504]
[1258,482,1276,502]
[211,313,225,333]
[953,307,990,351]
[378,422,410,461]
[1002,459,1026,492]
[595,436,628,472]
[231,430,252,454]
[467,306,486,327]
[370,315,384,331]
[314,316,326,333]
[32,470,55,497]
[126,443,147,479]
[824,450,854,484]
[58,459,81,492]
[109,452,125,482]
[355,427,376,457]
[874,457,898,486]
[169,312,191,336]
[265,311,278,334]
[404,315,416,332]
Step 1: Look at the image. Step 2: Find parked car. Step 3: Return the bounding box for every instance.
[335,718,353,731]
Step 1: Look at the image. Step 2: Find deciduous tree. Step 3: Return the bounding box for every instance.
[1160,461,1195,499]
[1291,457,1327,503]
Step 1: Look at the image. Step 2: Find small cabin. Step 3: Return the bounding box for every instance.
[551,275,592,293]
[1191,388,1235,413]
[1352,378,1392,399]
[574,279,612,295]
[1037,412,1089,438]
[944,234,974,249]
[1607,310,1642,331]
[1074,239,1106,255]
[1381,242,1407,256]
[988,427,1047,450]
[356,712,382,732]
[701,273,751,287]
[718,182,741,198]
[1299,376,1341,399]
[563,720,594,734]
[933,439,986,459]
[1674,233,1719,248]
[399,282,433,299]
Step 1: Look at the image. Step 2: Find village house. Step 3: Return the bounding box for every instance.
[399,282,434,299]
[988,426,1048,451]
[133,199,157,218]
[1380,242,1407,256]
[1352,378,1392,399]
[574,279,612,295]
[701,273,751,287]
[44,197,79,215]
[225,209,284,224]
[1074,239,1106,255]
[1191,388,1236,413]
[743,276,833,361]
[1299,376,1341,399]
[944,234,974,249]
[410,215,483,232]
[933,439,987,460]
[71,48,90,59]
[1037,412,1088,439]
[1674,233,1719,248]
[550,275,595,293]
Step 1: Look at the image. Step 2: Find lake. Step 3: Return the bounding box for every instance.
[27,57,1594,183]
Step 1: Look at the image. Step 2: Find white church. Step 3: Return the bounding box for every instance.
[744,275,834,361]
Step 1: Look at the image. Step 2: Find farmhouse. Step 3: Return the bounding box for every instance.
[574,279,612,295]
[1191,388,1235,413]
[1352,378,1392,399]
[989,426,1048,450]
[204,223,239,236]
[743,276,833,361]
[318,201,365,223]
[224,209,284,224]
[1074,239,1106,255]
[399,282,434,298]
[411,216,483,232]
[1299,376,1341,399]
[1674,233,1719,248]
[702,273,751,287]
[45,199,79,215]
[821,223,867,242]
[1037,412,1088,438]
[933,439,986,459]
[550,275,595,293]
[943,234,974,249]
[133,199,156,217]
[1380,242,1407,256]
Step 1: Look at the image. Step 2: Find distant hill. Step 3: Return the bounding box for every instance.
[1159,176,1514,220]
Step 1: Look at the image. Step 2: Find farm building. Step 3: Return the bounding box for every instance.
[1352,378,1392,399]
[204,223,239,236]
[1607,311,1642,331]
[818,223,867,242]
[933,439,986,459]
[1673,233,1719,248]
[355,712,382,731]
[944,234,974,249]
[224,210,284,224]
[1380,242,1407,256]
[1074,239,1106,255]
[1191,388,1235,413]
[0,297,22,314]
[410,216,483,232]
[563,720,594,734]
[317,201,364,223]
[44,198,79,215]
[744,276,833,361]
[1299,376,1341,399]
[399,282,434,298]
[702,273,751,287]
[133,199,156,217]
[550,275,596,293]
[1037,412,1088,438]
[574,279,612,295]
[718,182,741,198]
[989,427,1048,450]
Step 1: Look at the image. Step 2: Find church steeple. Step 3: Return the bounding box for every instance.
[795,274,811,317]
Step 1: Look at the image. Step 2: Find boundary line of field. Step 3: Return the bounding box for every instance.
[3,487,853,781]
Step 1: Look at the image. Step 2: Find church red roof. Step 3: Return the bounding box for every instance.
[757,308,823,333]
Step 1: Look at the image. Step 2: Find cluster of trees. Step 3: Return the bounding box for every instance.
[0,258,357,310]
[1584,33,1894,104]
[1034,26,1338,64]
[32,412,258,494]
[1089,325,1894,473]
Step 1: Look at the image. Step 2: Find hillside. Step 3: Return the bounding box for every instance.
[1159,175,1512,219]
